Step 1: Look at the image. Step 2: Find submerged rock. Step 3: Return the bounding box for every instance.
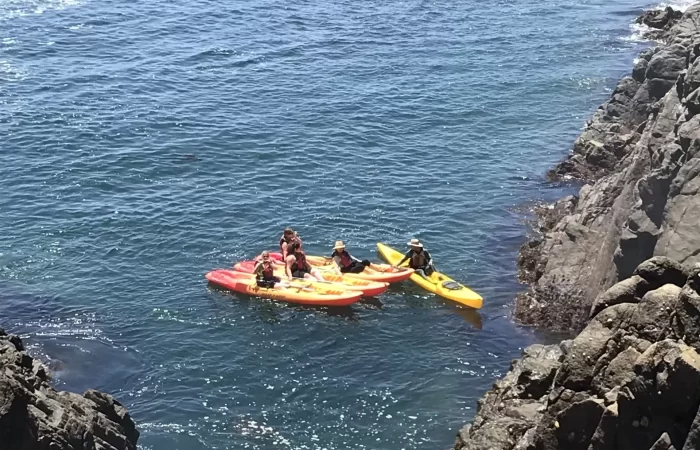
[0,329,139,450]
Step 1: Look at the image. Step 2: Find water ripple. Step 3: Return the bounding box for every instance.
[0,0,655,448]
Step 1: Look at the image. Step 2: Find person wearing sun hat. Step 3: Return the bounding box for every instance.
[395,238,435,279]
[330,240,371,275]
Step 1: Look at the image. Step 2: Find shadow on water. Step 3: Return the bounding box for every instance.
[359,296,384,309]
[451,307,483,330]
[384,281,484,329]
[0,280,63,323]
[0,281,142,394]
[206,283,358,321]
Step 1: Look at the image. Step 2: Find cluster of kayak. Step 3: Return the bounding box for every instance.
[205,242,483,309]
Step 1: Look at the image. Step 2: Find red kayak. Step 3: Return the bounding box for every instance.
[205,270,362,306]
[233,260,389,297]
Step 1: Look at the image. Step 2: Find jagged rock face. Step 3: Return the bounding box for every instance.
[637,6,683,31]
[0,329,139,450]
[515,5,700,332]
[454,257,700,450]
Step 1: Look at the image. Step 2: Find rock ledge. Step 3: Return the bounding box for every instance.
[0,328,139,450]
[515,4,700,332]
[455,257,700,450]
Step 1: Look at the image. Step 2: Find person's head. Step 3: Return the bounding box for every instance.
[283,228,295,240]
[261,250,271,261]
[408,238,423,252]
[333,240,346,252]
[289,241,301,253]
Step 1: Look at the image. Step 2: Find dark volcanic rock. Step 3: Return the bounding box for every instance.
[634,256,688,287]
[452,345,565,450]
[515,4,700,332]
[456,5,700,450]
[454,258,700,450]
[588,275,650,319]
[0,329,139,450]
[637,7,681,30]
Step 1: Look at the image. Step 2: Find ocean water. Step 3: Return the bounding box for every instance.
[0,0,674,448]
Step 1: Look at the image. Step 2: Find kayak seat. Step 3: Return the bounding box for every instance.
[441,281,462,290]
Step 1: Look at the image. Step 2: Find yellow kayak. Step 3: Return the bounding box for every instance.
[376,242,483,309]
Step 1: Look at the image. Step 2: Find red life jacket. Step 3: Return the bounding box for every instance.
[292,251,308,272]
[262,261,274,279]
[280,235,302,254]
[333,250,353,268]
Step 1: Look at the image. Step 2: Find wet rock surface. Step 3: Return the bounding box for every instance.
[516,5,700,332]
[0,329,139,450]
[455,258,700,450]
[456,6,700,450]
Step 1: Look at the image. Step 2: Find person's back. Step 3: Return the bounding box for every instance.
[279,228,303,261]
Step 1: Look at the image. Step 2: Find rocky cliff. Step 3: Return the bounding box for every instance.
[455,256,700,450]
[0,329,139,450]
[515,4,700,332]
[453,5,700,450]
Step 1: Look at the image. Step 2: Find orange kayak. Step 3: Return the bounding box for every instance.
[267,252,414,283]
[233,260,389,297]
[205,270,362,306]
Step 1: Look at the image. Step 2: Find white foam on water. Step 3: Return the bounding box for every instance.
[654,0,698,13]
[622,22,653,43]
[0,59,27,81]
[0,0,83,21]
[620,1,700,43]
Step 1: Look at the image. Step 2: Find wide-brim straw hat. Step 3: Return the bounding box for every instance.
[333,240,346,250]
[407,238,423,247]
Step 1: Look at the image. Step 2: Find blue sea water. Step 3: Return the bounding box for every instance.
[0,0,688,448]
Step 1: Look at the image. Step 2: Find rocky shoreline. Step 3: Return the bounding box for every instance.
[454,4,700,450]
[455,256,700,450]
[0,329,139,450]
[514,4,700,333]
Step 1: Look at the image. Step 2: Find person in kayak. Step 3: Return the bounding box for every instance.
[395,238,435,280]
[286,241,325,281]
[330,240,370,274]
[279,228,302,263]
[253,251,285,288]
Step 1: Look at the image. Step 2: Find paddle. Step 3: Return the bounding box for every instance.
[322,255,404,274]
[370,263,409,273]
[287,279,314,292]
[393,261,441,284]
[317,254,381,272]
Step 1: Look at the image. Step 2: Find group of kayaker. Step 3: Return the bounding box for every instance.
[252,228,437,288]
